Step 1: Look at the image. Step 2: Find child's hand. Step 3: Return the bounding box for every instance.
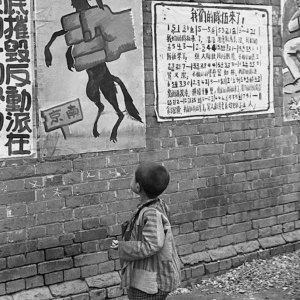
[111,239,119,249]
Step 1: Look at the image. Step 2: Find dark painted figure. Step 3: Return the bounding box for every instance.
[44,0,142,142]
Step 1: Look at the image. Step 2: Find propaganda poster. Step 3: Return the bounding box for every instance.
[153,2,274,121]
[0,0,36,158]
[35,0,145,157]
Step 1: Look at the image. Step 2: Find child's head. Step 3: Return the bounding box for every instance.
[131,162,170,199]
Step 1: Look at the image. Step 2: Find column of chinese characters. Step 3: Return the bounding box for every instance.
[154,4,272,120]
[0,0,33,157]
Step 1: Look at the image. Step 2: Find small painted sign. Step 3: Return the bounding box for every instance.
[41,98,83,139]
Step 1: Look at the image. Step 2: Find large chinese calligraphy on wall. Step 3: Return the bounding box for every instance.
[282,0,300,121]
[0,0,35,158]
[35,0,145,157]
[153,2,274,121]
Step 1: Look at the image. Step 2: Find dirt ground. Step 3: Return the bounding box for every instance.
[167,250,300,300]
[168,287,300,300]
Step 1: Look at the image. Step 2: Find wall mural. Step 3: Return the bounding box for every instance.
[282,0,300,121]
[152,2,274,122]
[35,0,145,157]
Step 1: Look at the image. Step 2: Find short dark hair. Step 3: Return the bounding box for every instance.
[135,162,170,199]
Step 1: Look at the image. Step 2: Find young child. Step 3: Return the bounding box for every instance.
[111,162,181,300]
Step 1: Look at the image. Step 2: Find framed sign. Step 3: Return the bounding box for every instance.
[153,2,274,121]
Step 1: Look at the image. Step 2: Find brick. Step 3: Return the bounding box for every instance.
[6,279,25,294]
[0,284,5,296]
[228,222,252,234]
[282,230,300,242]
[26,251,45,264]
[219,258,232,271]
[107,285,123,298]
[82,218,100,230]
[98,261,115,274]
[278,212,299,224]
[2,191,35,206]
[35,187,70,205]
[74,228,107,243]
[0,259,5,271]
[191,265,205,278]
[73,157,107,171]
[100,215,116,226]
[28,226,46,239]
[74,252,108,267]
[209,246,236,261]
[205,261,219,274]
[81,265,98,278]
[50,280,89,297]
[234,241,260,254]
[0,165,35,181]
[45,271,63,285]
[65,220,82,233]
[181,252,211,265]
[0,265,37,283]
[46,247,64,260]
[25,276,44,289]
[89,289,106,300]
[200,227,227,240]
[108,249,119,260]
[171,211,200,225]
[28,202,47,215]
[0,241,37,258]
[8,229,26,243]
[82,241,98,253]
[205,238,219,250]
[46,222,64,236]
[86,272,121,289]
[37,237,60,249]
[66,194,100,208]
[37,211,73,225]
[175,233,199,246]
[65,244,82,257]
[198,186,226,199]
[71,293,89,300]
[259,235,286,249]
[7,255,25,268]
[194,220,208,232]
[38,258,73,274]
[13,287,52,300]
[107,153,139,167]
[99,238,113,251]
[192,241,206,253]
[63,172,82,185]
[197,144,224,156]
[178,244,193,256]
[259,227,272,238]
[74,204,107,219]
[36,161,72,175]
[45,175,63,187]
[64,268,81,281]
[232,255,245,268]
[253,217,277,229]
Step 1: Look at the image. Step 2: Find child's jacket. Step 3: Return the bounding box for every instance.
[118,198,181,294]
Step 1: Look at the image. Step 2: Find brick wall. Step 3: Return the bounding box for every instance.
[0,0,300,299]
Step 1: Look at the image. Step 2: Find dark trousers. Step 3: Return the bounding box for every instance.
[127,287,169,300]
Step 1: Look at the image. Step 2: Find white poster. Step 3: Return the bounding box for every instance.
[153,2,274,121]
[35,0,145,157]
[0,0,36,158]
